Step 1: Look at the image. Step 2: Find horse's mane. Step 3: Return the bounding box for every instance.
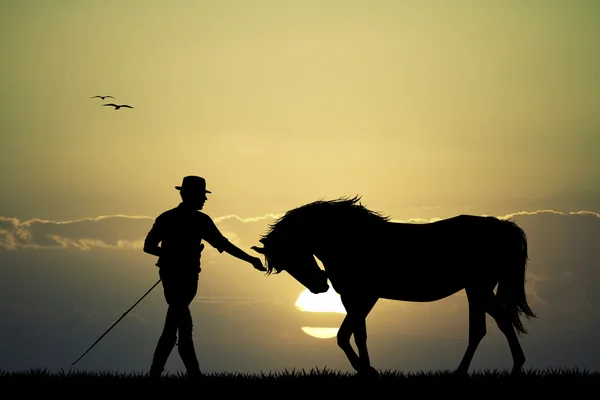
[262,195,390,241]
[258,196,389,275]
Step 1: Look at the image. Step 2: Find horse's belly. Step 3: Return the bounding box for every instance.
[370,266,465,302]
[378,285,463,302]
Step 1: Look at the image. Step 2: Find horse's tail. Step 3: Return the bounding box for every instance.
[496,219,537,335]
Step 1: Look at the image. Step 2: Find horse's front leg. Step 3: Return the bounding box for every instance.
[338,295,379,376]
[337,313,362,371]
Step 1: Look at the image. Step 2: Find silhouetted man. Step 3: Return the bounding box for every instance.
[143,175,266,380]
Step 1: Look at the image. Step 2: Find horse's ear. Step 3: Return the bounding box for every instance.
[251,246,265,254]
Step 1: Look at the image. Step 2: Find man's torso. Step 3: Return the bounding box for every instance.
[155,205,212,272]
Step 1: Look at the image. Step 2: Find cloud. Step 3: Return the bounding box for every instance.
[213,213,284,224]
[2,208,598,251]
[387,209,600,224]
[0,213,281,251]
[499,209,600,219]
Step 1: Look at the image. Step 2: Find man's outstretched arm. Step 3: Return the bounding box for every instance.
[223,241,267,272]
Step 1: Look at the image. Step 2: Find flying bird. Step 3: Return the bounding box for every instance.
[103,103,134,110]
[91,95,114,100]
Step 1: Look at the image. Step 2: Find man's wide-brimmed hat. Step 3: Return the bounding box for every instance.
[175,176,212,193]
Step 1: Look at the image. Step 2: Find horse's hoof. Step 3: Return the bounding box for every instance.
[356,366,380,379]
[453,368,469,378]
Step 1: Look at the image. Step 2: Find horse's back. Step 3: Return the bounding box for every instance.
[379,214,499,251]
[355,215,505,301]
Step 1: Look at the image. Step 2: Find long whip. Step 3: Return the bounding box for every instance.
[70,278,162,366]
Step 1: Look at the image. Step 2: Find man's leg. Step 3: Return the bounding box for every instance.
[177,272,201,379]
[177,305,201,379]
[149,305,179,379]
[150,271,180,379]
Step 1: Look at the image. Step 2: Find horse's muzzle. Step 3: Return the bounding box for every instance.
[310,281,330,294]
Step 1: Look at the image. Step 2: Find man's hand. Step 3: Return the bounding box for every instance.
[251,256,267,272]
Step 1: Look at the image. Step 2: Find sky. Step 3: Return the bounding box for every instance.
[1,0,599,374]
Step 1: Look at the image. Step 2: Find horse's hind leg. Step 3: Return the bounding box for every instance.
[485,293,526,375]
[455,288,488,375]
[337,295,378,376]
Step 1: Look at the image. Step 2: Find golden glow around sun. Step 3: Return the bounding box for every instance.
[296,286,346,339]
[295,286,347,314]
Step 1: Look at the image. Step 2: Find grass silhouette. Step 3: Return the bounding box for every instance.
[1,367,597,386]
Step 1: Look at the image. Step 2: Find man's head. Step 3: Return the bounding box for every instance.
[175,176,211,210]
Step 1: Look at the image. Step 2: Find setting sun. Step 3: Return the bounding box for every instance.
[295,286,346,314]
[300,327,339,340]
[296,286,346,339]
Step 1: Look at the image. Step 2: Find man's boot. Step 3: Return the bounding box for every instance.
[178,339,202,381]
[149,333,177,380]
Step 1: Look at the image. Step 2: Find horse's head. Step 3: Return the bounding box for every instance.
[251,237,329,294]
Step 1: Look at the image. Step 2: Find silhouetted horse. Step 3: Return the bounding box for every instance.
[252,196,537,377]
